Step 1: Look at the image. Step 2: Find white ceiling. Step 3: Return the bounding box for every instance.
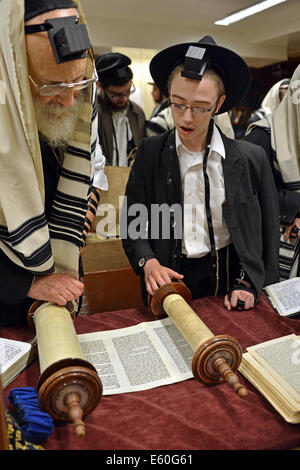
[80,0,300,67]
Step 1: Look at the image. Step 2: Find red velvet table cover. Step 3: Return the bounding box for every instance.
[1,293,300,451]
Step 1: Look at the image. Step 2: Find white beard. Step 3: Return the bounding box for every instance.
[32,93,82,147]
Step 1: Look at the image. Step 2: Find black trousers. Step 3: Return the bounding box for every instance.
[179,244,240,300]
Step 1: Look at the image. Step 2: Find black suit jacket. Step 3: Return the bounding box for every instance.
[121,128,280,298]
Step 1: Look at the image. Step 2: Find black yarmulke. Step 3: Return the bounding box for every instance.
[24,0,77,21]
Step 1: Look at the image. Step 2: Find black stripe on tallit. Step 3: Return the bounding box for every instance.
[145,120,168,135]
[60,168,91,184]
[49,229,83,247]
[49,209,84,230]
[66,146,91,160]
[54,190,88,211]
[279,237,300,280]
[1,238,53,271]
[0,213,47,246]
[52,200,87,218]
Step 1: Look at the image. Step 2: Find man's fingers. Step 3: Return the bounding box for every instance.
[223,295,232,311]
[28,273,84,304]
[227,290,255,311]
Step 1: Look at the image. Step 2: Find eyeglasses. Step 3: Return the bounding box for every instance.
[104,83,136,100]
[170,100,218,115]
[29,74,96,96]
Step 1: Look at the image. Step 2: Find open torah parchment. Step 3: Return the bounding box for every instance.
[78,317,194,395]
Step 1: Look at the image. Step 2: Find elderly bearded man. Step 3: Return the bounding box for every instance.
[0,0,108,326]
[122,37,280,311]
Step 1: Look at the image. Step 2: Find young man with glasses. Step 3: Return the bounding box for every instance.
[0,0,108,326]
[121,36,280,312]
[95,52,146,166]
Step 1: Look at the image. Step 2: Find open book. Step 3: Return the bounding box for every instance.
[0,338,34,388]
[239,334,300,423]
[78,317,194,395]
[264,277,300,317]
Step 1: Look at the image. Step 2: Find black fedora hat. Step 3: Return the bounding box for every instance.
[95,52,133,85]
[149,36,250,114]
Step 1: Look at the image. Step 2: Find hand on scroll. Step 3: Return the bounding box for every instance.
[143,258,183,296]
[223,289,255,311]
[27,273,84,306]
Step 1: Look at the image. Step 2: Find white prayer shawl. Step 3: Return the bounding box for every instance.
[272,66,300,189]
[260,78,289,116]
[247,66,300,188]
[246,65,300,280]
[0,0,97,279]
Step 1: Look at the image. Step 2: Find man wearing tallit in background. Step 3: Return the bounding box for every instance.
[244,65,300,280]
[246,78,290,127]
[0,0,108,326]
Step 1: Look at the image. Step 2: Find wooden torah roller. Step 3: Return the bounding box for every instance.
[148,281,248,398]
[28,301,103,437]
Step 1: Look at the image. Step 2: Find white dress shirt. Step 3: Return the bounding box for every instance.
[176,124,231,258]
[112,108,132,167]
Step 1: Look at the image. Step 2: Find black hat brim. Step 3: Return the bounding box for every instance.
[150,41,250,114]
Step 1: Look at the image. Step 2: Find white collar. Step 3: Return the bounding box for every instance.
[175,123,226,159]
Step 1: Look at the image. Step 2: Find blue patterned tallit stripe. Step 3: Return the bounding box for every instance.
[0,213,47,246]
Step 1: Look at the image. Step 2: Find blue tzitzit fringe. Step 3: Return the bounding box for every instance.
[8,387,53,444]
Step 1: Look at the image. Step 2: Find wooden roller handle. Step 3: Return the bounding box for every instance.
[213,358,248,398]
[64,392,85,437]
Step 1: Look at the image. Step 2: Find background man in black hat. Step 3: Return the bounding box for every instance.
[0,0,107,326]
[121,37,280,311]
[95,52,146,166]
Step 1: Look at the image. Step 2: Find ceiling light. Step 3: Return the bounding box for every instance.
[214,0,287,26]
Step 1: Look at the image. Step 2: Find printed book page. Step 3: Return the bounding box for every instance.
[78,317,194,395]
[0,338,32,373]
[0,337,33,388]
[264,277,300,316]
[239,353,300,423]
[245,334,300,403]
